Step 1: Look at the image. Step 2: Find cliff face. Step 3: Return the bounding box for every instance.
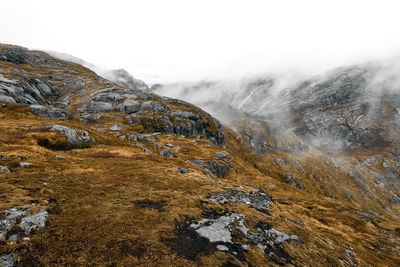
[0,44,399,266]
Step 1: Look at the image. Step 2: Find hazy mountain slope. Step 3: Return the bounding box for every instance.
[45,50,149,92]
[0,44,399,266]
[152,63,400,150]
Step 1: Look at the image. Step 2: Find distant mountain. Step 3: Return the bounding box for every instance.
[152,62,400,150]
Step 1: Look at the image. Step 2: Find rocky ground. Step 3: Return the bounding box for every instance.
[0,44,399,266]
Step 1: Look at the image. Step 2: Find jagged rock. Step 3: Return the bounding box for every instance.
[209,187,274,209]
[0,253,18,267]
[187,159,232,178]
[109,123,123,131]
[160,148,173,158]
[0,165,10,172]
[19,209,49,235]
[30,105,69,120]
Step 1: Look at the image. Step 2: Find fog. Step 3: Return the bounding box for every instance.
[1,1,400,84]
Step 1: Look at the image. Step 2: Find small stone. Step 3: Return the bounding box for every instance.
[178,167,189,173]
[0,165,10,172]
[160,149,174,158]
[55,155,66,159]
[19,162,32,167]
[110,123,123,131]
[8,234,18,243]
[293,219,304,226]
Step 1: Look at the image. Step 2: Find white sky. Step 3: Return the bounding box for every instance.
[1,0,400,84]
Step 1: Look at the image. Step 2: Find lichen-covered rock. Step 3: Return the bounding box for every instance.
[0,207,30,240]
[19,209,49,235]
[49,125,94,145]
[187,159,232,178]
[175,211,299,262]
[190,213,247,243]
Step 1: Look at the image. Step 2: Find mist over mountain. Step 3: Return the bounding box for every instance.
[152,59,400,151]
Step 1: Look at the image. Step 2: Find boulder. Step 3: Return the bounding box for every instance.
[38,125,95,150]
[30,105,68,120]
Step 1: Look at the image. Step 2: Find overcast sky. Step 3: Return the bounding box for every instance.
[1,0,400,83]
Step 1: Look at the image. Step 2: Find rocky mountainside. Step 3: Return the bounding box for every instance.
[152,64,400,150]
[0,43,399,266]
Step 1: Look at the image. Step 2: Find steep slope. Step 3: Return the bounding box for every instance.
[0,44,399,266]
